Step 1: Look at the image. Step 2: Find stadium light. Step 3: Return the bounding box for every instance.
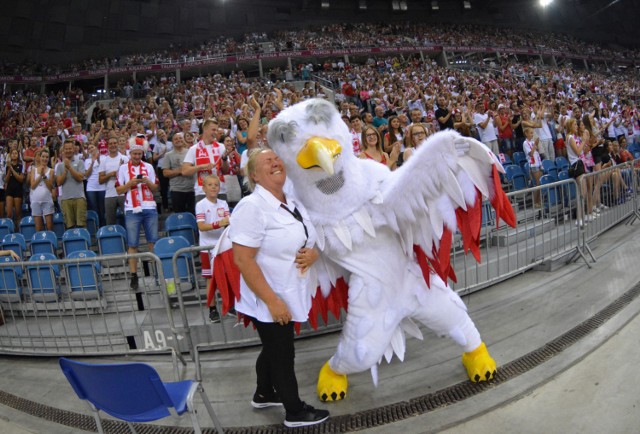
[540,0,553,7]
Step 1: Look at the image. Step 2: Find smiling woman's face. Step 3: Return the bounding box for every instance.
[251,150,286,192]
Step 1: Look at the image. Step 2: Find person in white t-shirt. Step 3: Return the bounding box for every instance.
[473,102,499,155]
[99,137,129,226]
[84,143,107,228]
[115,143,159,291]
[523,128,543,207]
[196,175,230,322]
[181,119,230,203]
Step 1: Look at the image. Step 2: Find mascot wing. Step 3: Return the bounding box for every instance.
[381,130,516,284]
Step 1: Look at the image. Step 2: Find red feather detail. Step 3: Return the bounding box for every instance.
[413,245,432,288]
[490,165,517,228]
[456,193,483,262]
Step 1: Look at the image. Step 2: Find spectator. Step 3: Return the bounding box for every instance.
[99,137,129,226]
[161,132,195,214]
[182,119,229,203]
[196,175,230,323]
[349,115,363,156]
[523,128,542,208]
[152,129,172,212]
[55,139,87,229]
[115,142,159,290]
[28,148,55,231]
[84,143,106,228]
[474,102,499,155]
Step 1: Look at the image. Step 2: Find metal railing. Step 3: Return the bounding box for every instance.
[0,163,638,358]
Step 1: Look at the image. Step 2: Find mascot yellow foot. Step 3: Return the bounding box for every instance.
[462,342,497,382]
[317,360,348,402]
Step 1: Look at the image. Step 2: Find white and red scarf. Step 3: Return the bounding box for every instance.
[128,162,155,213]
[195,140,223,186]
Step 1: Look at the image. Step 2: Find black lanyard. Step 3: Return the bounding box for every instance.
[280,204,308,247]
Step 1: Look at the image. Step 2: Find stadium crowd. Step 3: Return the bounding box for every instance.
[0,22,639,246]
[1,22,638,76]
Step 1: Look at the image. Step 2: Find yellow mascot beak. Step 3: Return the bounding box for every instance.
[296,137,342,175]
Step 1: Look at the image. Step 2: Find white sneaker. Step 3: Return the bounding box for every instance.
[585,215,593,222]
[575,219,583,227]
[599,204,608,210]
[592,206,601,214]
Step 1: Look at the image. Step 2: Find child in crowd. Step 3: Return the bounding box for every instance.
[523,127,542,208]
[196,175,230,323]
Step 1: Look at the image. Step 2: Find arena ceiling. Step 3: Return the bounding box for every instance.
[0,0,636,65]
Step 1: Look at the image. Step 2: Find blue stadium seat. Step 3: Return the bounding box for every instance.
[62,228,91,256]
[513,151,527,170]
[26,253,60,302]
[504,165,527,191]
[558,170,577,206]
[19,216,37,243]
[65,250,102,300]
[52,213,66,241]
[30,231,58,256]
[541,159,558,179]
[0,256,23,303]
[1,233,26,260]
[97,225,128,256]
[165,213,198,246]
[155,236,193,289]
[58,358,224,434]
[86,210,99,244]
[540,174,561,213]
[555,156,569,172]
[21,203,31,217]
[0,218,15,238]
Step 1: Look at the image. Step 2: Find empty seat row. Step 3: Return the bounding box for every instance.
[0,210,100,243]
[0,250,101,303]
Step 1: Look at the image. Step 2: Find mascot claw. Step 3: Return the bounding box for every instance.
[462,342,497,382]
[317,361,348,402]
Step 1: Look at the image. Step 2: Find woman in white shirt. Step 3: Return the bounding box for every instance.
[28,148,55,232]
[229,148,329,428]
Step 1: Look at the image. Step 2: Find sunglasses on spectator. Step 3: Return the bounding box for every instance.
[412,131,426,138]
[365,133,378,138]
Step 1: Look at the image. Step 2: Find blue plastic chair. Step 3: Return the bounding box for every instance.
[558,170,577,206]
[541,159,558,179]
[504,165,527,191]
[52,212,66,241]
[155,236,193,288]
[513,151,527,170]
[0,218,15,238]
[86,210,99,244]
[19,216,37,243]
[555,156,569,172]
[540,174,561,212]
[165,212,198,246]
[97,225,128,255]
[1,233,26,260]
[21,203,31,217]
[26,253,60,302]
[30,231,58,255]
[58,358,224,434]
[65,250,102,300]
[62,228,92,256]
[0,256,23,302]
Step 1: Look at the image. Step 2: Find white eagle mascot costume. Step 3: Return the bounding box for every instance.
[211,98,516,402]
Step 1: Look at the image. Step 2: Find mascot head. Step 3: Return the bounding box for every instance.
[267,98,356,199]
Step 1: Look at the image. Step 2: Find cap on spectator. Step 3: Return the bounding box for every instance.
[498,104,506,110]
[129,134,148,152]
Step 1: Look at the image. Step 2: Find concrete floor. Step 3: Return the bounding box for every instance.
[1,221,640,433]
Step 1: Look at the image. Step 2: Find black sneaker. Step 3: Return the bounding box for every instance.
[209,308,221,323]
[130,274,138,290]
[284,402,329,428]
[251,391,283,409]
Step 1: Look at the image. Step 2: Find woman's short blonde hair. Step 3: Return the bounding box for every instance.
[246,147,272,192]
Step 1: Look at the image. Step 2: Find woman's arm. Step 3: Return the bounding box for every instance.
[233,242,292,324]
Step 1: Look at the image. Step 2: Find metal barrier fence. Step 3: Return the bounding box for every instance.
[0,162,638,357]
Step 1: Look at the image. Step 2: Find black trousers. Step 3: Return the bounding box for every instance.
[251,316,303,413]
[171,190,195,215]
